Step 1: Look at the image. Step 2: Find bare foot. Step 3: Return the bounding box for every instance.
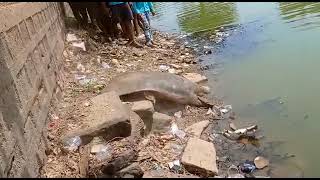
[151,40,158,46]
[146,41,155,48]
[131,41,143,48]
[126,40,143,48]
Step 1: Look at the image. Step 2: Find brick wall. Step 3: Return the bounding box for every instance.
[0,2,65,177]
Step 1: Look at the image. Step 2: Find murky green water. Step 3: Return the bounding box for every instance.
[152,2,320,177]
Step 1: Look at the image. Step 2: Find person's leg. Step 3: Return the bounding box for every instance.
[86,3,99,30]
[139,13,152,45]
[133,13,140,36]
[110,5,122,39]
[68,3,83,28]
[78,6,89,28]
[119,3,142,47]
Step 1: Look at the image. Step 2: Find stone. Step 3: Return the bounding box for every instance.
[185,120,210,138]
[182,73,208,84]
[254,156,269,169]
[61,91,131,144]
[151,112,173,133]
[181,138,218,177]
[168,68,176,74]
[131,100,154,114]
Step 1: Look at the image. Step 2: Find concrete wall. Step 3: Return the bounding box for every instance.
[0,2,65,177]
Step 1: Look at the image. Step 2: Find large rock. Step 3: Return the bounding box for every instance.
[151,112,173,134]
[181,138,218,177]
[185,120,210,138]
[182,73,207,84]
[61,91,131,144]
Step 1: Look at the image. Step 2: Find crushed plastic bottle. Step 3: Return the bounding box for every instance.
[95,145,111,161]
[168,160,181,172]
[64,136,81,151]
[159,65,170,71]
[239,160,256,173]
[102,62,111,69]
[171,123,186,139]
[220,105,232,114]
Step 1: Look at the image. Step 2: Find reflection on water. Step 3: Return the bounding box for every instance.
[152,2,238,34]
[176,2,237,33]
[279,2,320,30]
[152,2,320,177]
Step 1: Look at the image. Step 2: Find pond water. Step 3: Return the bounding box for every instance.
[152,2,320,177]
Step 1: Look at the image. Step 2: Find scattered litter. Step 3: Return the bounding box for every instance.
[159,65,170,71]
[254,156,269,169]
[72,42,86,51]
[203,45,212,49]
[174,111,182,118]
[168,160,181,172]
[63,136,81,151]
[91,144,112,161]
[171,122,186,139]
[66,33,78,42]
[74,74,86,80]
[220,105,232,114]
[102,62,111,69]
[239,160,256,173]
[79,78,97,86]
[233,125,258,135]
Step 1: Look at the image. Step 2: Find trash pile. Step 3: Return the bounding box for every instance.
[42,27,298,178]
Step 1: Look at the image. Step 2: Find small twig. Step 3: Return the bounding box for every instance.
[105,136,124,144]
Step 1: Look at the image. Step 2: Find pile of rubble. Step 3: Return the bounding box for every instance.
[42,28,290,178]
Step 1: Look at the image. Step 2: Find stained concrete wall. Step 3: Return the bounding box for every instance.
[0,2,65,177]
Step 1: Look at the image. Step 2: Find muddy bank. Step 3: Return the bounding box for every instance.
[42,26,299,178]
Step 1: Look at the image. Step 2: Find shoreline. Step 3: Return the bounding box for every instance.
[43,26,277,178]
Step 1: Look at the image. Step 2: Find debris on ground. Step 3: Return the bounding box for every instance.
[239,160,256,174]
[42,27,284,178]
[168,160,181,172]
[171,122,186,139]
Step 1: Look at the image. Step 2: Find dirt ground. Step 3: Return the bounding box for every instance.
[42,26,290,178]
